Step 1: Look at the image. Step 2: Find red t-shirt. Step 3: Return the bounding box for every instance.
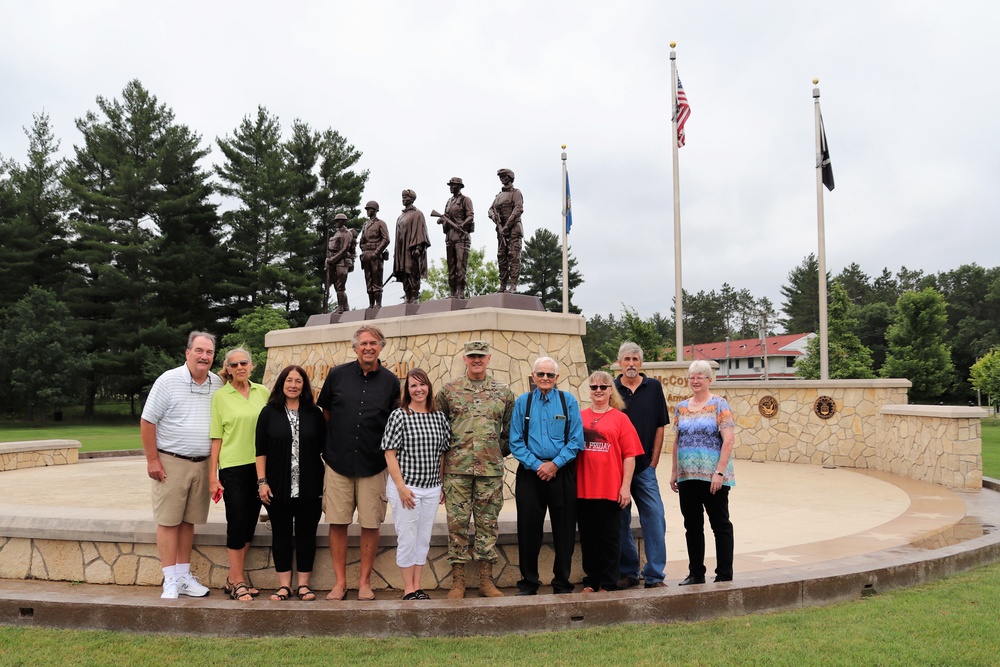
[577,408,644,501]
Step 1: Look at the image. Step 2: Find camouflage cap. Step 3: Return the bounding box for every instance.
[447,177,464,187]
[462,340,490,356]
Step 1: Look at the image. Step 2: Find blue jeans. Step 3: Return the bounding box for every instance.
[619,465,667,583]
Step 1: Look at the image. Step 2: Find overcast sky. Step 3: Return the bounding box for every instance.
[2,1,998,320]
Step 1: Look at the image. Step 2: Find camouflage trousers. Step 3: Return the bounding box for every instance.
[443,473,504,564]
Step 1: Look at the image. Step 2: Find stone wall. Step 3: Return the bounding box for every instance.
[0,440,79,471]
[613,367,984,490]
[0,532,589,592]
[263,308,588,401]
[876,405,984,489]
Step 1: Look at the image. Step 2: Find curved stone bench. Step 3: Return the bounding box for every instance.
[0,440,80,471]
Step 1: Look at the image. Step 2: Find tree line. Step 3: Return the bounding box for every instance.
[0,80,366,418]
[0,80,587,420]
[581,255,1000,406]
[1,79,995,417]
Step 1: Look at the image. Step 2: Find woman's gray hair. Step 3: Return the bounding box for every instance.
[219,346,252,384]
[688,359,715,381]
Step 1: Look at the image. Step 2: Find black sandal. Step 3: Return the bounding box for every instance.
[228,581,253,602]
[296,585,316,601]
[414,589,431,600]
[270,586,292,601]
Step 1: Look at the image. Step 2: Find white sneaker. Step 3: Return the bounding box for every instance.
[161,579,179,599]
[176,574,210,597]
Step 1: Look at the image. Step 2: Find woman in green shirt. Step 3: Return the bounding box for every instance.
[210,347,270,601]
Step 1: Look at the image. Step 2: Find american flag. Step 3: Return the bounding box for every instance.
[674,76,691,147]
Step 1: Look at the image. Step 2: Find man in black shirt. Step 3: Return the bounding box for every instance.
[317,325,400,600]
[614,342,670,589]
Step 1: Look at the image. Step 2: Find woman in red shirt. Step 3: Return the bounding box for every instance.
[577,371,643,592]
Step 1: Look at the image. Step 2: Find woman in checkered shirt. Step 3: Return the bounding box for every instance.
[381,368,451,600]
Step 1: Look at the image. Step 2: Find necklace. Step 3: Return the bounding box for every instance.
[591,408,611,425]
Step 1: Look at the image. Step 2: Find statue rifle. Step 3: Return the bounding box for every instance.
[430,209,469,238]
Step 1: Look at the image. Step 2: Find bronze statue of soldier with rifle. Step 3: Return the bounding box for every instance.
[488,168,523,293]
[431,177,474,300]
[359,201,390,309]
[326,213,356,314]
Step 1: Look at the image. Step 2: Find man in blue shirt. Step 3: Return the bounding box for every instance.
[509,356,585,595]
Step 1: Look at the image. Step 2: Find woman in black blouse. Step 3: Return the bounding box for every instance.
[255,365,325,601]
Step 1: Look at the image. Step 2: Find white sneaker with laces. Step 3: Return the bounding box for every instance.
[176,574,210,597]
[161,579,179,599]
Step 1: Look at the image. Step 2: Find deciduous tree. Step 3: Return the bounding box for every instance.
[881,287,955,402]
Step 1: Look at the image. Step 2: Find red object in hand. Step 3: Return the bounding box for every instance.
[213,488,223,503]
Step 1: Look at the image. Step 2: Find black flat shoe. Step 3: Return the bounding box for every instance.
[678,575,706,586]
[713,576,733,583]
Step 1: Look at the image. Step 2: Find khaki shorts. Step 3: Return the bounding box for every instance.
[323,466,388,529]
[151,454,210,526]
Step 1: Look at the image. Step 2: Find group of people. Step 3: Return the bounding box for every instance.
[332,168,525,310]
[140,327,736,602]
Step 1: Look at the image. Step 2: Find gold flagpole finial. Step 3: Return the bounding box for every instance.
[812,78,819,85]
[670,41,676,48]
[561,144,566,150]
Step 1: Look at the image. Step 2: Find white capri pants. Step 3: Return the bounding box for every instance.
[386,482,441,568]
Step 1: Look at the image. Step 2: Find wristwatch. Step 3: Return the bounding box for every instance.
[714,471,724,477]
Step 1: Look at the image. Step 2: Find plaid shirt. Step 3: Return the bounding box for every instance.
[381,409,451,488]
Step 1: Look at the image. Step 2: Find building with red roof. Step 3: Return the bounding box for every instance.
[683,333,815,380]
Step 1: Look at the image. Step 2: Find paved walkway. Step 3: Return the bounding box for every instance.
[1,456,998,636]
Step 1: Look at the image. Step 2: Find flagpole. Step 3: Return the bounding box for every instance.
[671,43,684,362]
[561,145,569,314]
[813,80,829,380]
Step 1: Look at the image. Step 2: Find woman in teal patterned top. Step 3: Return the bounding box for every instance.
[669,360,736,585]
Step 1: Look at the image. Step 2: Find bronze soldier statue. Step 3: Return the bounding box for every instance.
[488,168,523,293]
[326,213,355,314]
[359,201,390,309]
[432,177,474,299]
[392,189,430,305]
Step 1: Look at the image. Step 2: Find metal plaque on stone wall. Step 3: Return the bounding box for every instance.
[814,396,836,419]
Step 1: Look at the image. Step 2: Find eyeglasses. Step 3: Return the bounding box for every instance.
[534,372,557,379]
[227,360,250,368]
[589,384,610,391]
[190,376,213,395]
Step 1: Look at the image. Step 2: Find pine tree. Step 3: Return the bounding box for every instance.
[64,80,222,415]
[779,254,828,334]
[519,227,582,312]
[795,281,874,379]
[0,113,72,309]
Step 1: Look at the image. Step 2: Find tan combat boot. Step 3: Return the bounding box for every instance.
[478,561,504,598]
[447,563,466,599]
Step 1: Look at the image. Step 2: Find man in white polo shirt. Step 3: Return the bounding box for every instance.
[140,331,221,599]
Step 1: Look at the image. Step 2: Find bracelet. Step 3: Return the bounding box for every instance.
[257,477,268,486]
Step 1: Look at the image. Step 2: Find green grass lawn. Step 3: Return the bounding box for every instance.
[0,422,140,452]
[982,420,1000,479]
[1,562,998,666]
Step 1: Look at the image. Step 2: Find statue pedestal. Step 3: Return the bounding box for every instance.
[264,307,588,501]
[264,307,587,400]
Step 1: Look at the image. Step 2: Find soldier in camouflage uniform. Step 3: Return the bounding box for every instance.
[436,340,515,598]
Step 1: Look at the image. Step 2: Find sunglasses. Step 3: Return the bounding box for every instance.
[227,360,250,368]
[589,384,610,391]
[534,372,557,379]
